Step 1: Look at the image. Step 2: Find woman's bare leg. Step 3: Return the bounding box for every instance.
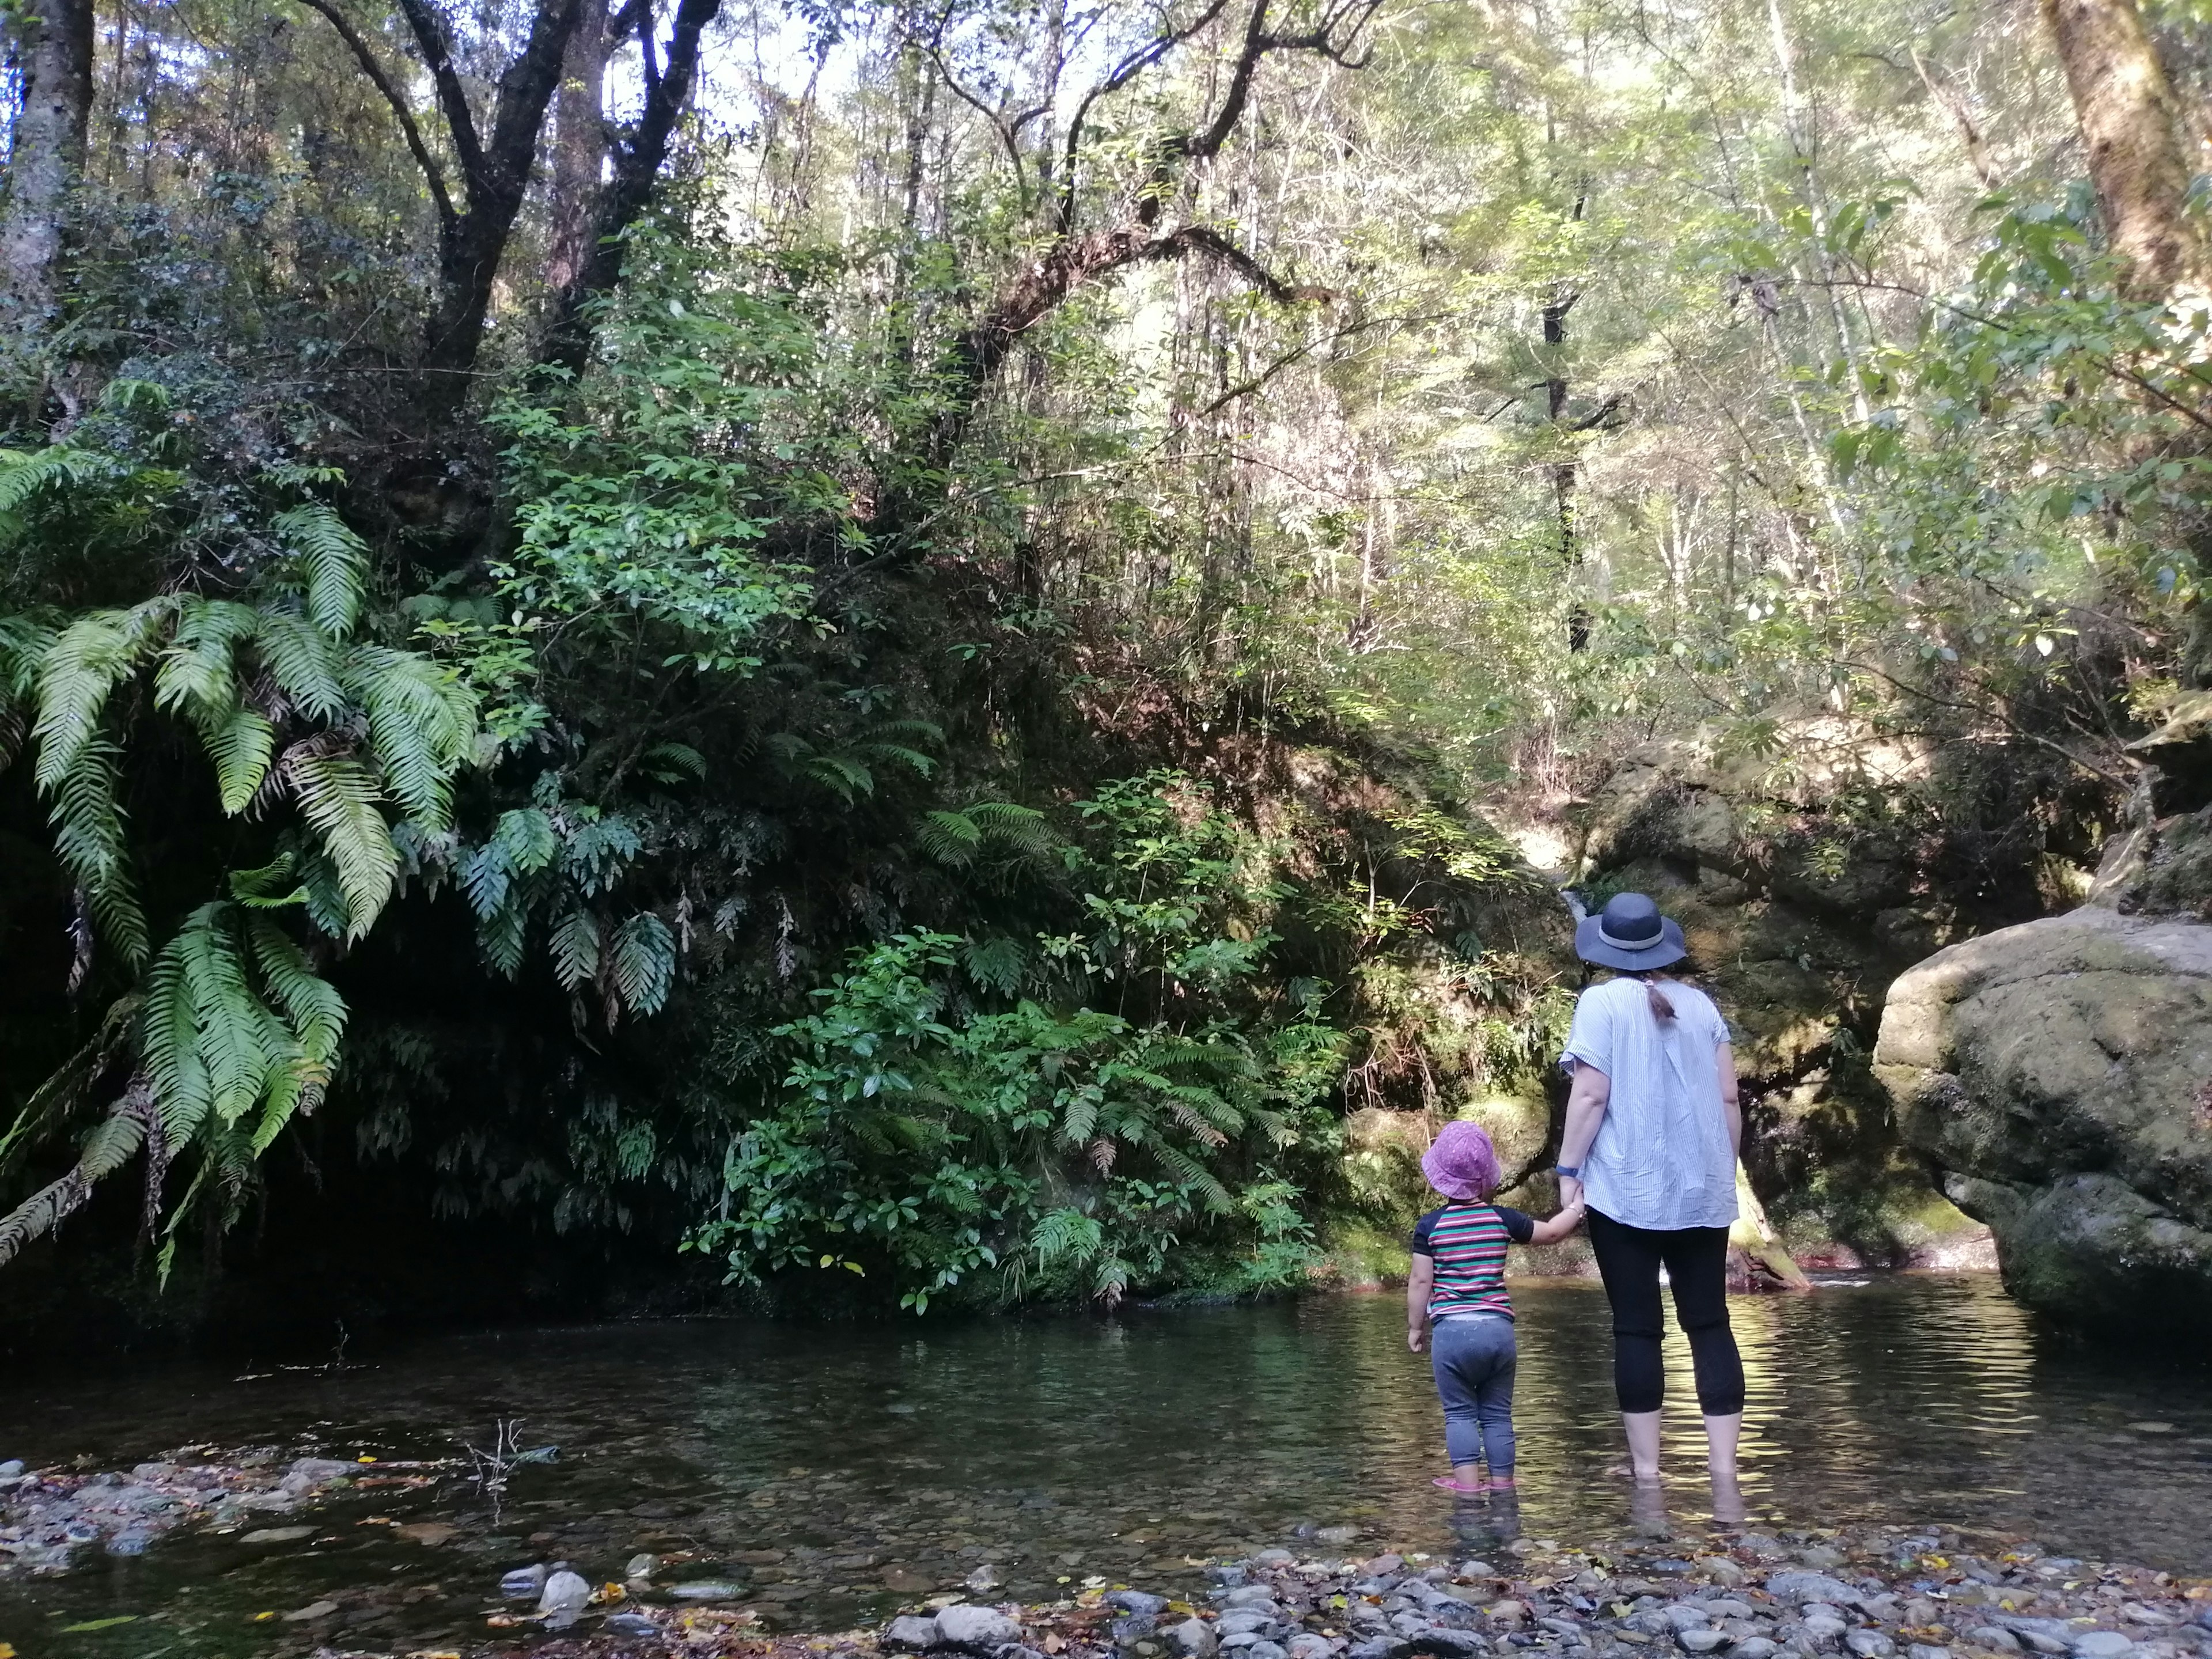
[1622,1409,1662,1479]
[1703,1410,1741,1479]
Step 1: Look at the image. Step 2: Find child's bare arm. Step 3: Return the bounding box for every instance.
[1525,1202,1588,1247]
[1406,1252,1435,1351]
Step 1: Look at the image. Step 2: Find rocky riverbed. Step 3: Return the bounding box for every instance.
[0,1445,441,1575]
[418,1518,2212,1659]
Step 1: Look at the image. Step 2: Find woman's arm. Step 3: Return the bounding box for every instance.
[1716,1040,1741,1159]
[1555,1060,1612,1212]
[1406,1253,1434,1352]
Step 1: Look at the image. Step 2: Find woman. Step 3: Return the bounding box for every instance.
[1553,890,1744,1484]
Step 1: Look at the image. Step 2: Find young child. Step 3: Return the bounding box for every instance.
[1407,1120,1586,1492]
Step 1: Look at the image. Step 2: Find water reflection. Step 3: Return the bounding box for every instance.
[1,1276,2208,1659]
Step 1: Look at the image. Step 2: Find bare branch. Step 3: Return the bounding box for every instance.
[1057,0,1236,233]
[296,0,458,228]
[923,42,1030,198]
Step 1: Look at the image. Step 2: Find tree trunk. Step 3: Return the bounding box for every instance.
[547,0,610,294]
[0,0,94,339]
[2042,0,2207,299]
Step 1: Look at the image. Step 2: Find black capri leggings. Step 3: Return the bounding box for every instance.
[1586,1209,1745,1416]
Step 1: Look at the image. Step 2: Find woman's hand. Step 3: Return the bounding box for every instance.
[1559,1174,1585,1213]
[1407,1324,1427,1354]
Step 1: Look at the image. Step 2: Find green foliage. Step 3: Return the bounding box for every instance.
[690,777,1347,1310]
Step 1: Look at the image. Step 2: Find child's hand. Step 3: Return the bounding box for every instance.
[1407,1325,1427,1354]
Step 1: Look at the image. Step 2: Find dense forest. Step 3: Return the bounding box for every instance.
[2,0,2208,1347]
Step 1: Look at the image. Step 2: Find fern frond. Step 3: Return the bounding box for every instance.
[272,502,369,638]
[201,706,278,812]
[611,912,676,1019]
[493,806,558,872]
[252,610,346,721]
[282,745,398,938]
[638,741,706,783]
[804,753,874,800]
[550,906,601,989]
[1153,1141,1233,1213]
[345,644,478,830]
[245,918,347,1065]
[0,1090,151,1270]
[45,731,149,964]
[153,599,259,723]
[1059,1086,1100,1146]
[919,809,983,866]
[0,444,96,516]
[31,601,174,792]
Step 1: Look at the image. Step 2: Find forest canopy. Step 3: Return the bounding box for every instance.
[1,0,2207,1325]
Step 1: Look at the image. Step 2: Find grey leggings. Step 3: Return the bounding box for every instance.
[1430,1314,1517,1472]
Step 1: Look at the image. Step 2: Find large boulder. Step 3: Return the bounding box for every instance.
[1874,906,2212,1331]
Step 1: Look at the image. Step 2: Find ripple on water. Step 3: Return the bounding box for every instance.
[0,1275,2209,1658]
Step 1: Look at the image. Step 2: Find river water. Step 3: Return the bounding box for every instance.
[2,1275,2209,1658]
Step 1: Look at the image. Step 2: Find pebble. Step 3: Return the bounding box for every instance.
[625,1551,657,1580]
[1170,1618,1219,1657]
[1681,1633,1730,1653]
[2073,1638,2135,1659]
[887,1615,943,1650]
[0,1461,22,1479]
[1770,1576,1865,1608]
[1970,1631,2023,1652]
[1112,1593,1172,1618]
[937,1603,1023,1649]
[538,1567,593,1628]
[608,1612,661,1636]
[243,1526,315,1545]
[1287,1636,1336,1659]
[1844,1634,1894,1659]
[1738,1643,1779,1659]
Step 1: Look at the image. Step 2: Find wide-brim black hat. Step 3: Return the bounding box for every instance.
[1574,890,1688,971]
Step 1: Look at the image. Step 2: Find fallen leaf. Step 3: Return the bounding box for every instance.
[396,1522,458,1546]
[59,1617,139,1633]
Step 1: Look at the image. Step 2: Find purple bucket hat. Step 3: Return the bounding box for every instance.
[1421,1120,1501,1203]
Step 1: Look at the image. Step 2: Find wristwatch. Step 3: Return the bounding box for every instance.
[1554,1165,1581,1180]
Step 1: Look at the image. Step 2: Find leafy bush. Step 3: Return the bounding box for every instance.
[688,774,1346,1310]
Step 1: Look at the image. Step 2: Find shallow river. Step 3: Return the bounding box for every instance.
[2,1275,2209,1658]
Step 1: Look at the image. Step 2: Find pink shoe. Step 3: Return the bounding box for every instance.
[1431,1476,1485,1493]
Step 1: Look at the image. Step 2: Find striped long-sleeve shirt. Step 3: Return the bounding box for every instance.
[1411,1202,1535,1320]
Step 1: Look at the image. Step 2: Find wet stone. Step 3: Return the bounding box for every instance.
[1680,1634,1730,1654]
[888,1615,944,1650]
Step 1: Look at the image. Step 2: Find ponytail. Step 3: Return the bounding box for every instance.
[1623,968,1676,1023]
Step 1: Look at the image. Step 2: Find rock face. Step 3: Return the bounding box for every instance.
[1874,906,2212,1330]
[1561,723,2075,1267]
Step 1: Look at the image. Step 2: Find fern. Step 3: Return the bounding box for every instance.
[31,601,174,791]
[919,809,984,866]
[282,743,400,937]
[637,741,706,782]
[272,502,369,638]
[345,645,475,829]
[252,609,347,721]
[550,906,601,989]
[611,911,675,1018]
[0,443,96,517]
[46,731,149,964]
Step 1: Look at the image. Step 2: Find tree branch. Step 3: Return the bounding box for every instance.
[392,0,488,194]
[296,0,458,228]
